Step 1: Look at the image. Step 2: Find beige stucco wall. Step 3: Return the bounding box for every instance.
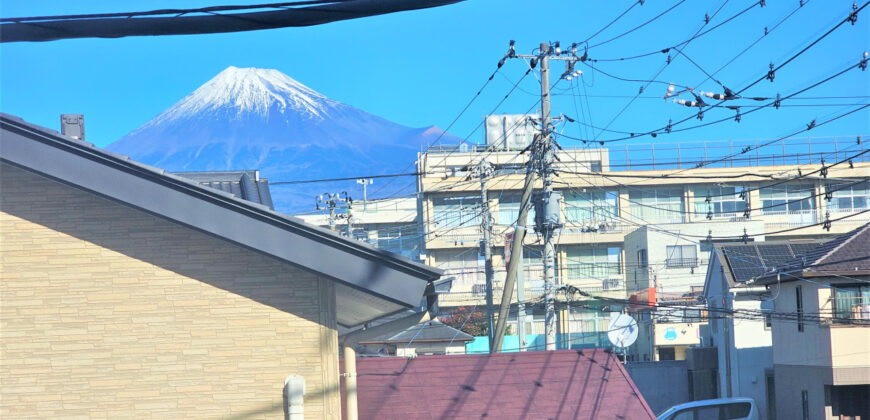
[0,163,340,419]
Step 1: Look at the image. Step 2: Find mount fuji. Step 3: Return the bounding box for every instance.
[106,66,461,212]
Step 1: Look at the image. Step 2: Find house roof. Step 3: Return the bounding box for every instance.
[754,222,870,284]
[358,319,473,345]
[345,349,655,420]
[714,241,824,286]
[173,170,274,209]
[0,113,442,328]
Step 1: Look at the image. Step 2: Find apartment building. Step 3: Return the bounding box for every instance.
[298,197,424,261]
[415,133,870,350]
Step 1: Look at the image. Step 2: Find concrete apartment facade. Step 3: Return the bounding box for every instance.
[0,114,441,419]
[414,135,870,351]
[298,197,423,262]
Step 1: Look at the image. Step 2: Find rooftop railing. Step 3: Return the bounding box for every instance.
[424,135,868,171]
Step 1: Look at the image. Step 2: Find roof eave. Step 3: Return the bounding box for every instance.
[0,114,441,310]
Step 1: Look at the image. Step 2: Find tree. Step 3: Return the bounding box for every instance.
[439,306,489,337]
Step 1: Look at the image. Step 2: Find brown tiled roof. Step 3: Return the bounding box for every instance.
[344,349,655,420]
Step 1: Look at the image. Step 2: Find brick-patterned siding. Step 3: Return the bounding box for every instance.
[0,163,340,419]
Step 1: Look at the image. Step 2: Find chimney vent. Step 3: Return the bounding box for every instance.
[60,114,85,140]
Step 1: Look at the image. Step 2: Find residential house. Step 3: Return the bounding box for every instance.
[173,170,275,209]
[702,240,822,420]
[754,223,870,420]
[625,221,766,362]
[0,114,441,419]
[356,319,472,356]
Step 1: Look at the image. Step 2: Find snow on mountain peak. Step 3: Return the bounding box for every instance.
[146,66,338,126]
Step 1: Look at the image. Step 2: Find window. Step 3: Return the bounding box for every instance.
[498,193,535,225]
[801,390,809,420]
[638,249,648,268]
[796,285,804,332]
[693,186,747,218]
[760,184,815,214]
[565,246,621,280]
[376,224,419,258]
[628,188,684,222]
[432,195,480,228]
[472,284,488,297]
[683,309,703,322]
[494,163,525,176]
[564,190,618,225]
[827,180,870,213]
[666,245,698,268]
[433,250,482,286]
[833,286,870,321]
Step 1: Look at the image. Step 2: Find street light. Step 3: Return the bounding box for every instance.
[356,178,373,211]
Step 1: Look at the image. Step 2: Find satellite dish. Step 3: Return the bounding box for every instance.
[607,314,639,348]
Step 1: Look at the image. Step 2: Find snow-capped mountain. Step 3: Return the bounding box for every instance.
[107,66,460,212]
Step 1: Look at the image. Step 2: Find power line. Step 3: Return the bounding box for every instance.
[0,1,347,22]
[587,0,689,50]
[586,1,867,144]
[369,67,504,197]
[591,0,733,141]
[271,171,421,185]
[0,0,467,43]
[370,67,536,200]
[590,0,763,62]
[579,0,644,45]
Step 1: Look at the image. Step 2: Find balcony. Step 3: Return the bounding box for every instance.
[564,262,622,281]
[665,258,699,269]
[760,208,818,227]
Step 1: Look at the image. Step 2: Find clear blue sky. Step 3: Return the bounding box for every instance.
[2,0,868,150]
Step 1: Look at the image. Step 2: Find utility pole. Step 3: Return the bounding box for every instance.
[491,40,575,352]
[474,159,496,345]
[538,42,558,351]
[317,193,338,231]
[356,178,373,212]
[317,192,353,235]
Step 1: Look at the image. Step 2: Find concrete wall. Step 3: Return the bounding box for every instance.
[625,361,689,415]
[772,282,833,367]
[0,163,341,419]
[773,364,832,420]
[733,347,773,419]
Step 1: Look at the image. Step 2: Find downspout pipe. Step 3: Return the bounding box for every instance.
[339,311,431,420]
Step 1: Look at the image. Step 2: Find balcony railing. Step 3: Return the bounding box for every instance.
[665,258,699,269]
[564,262,622,280]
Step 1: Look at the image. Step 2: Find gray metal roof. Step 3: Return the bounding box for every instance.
[359,319,473,344]
[173,170,274,209]
[0,113,442,328]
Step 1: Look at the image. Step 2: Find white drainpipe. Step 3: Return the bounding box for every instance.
[284,374,305,420]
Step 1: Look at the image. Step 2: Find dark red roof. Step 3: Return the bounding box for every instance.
[343,349,656,420]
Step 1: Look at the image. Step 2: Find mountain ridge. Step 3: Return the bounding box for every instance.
[106,66,460,212]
